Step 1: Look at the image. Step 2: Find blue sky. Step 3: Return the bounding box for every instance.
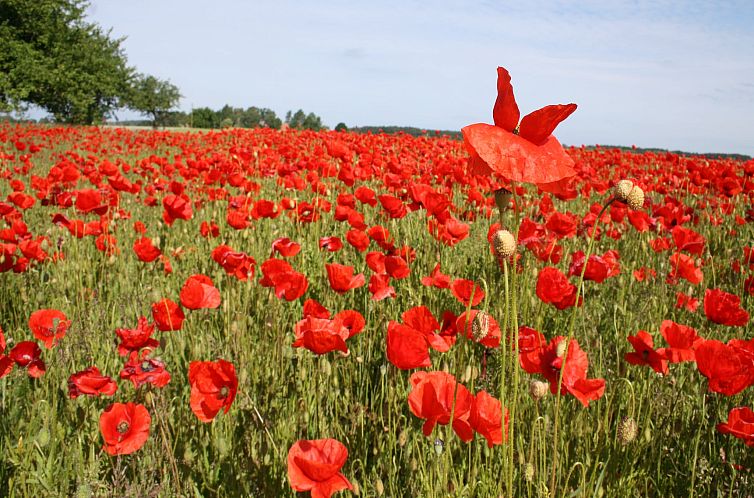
[87,0,754,155]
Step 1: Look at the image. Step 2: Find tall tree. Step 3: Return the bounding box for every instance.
[126,73,181,128]
[1,0,178,124]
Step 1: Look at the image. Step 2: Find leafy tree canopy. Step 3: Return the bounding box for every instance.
[125,73,181,128]
[0,0,181,125]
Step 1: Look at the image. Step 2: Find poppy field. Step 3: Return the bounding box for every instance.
[1,69,754,497]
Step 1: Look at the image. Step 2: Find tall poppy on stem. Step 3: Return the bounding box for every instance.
[462,67,577,186]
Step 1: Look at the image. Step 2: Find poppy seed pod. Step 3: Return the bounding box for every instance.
[494,188,512,212]
[492,229,516,259]
[617,416,638,445]
[471,311,491,341]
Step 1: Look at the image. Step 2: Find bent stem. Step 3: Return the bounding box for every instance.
[549,198,615,497]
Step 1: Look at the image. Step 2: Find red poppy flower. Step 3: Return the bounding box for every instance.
[520,336,605,407]
[74,189,108,215]
[386,321,432,370]
[378,194,407,219]
[633,267,657,282]
[367,225,395,251]
[325,263,365,294]
[0,327,14,378]
[624,331,668,375]
[421,263,451,289]
[292,310,363,355]
[132,237,162,263]
[319,236,343,252]
[200,220,220,238]
[671,226,705,255]
[675,292,699,312]
[450,279,485,307]
[120,350,171,388]
[428,217,470,247]
[28,309,70,349]
[704,288,749,326]
[470,390,508,447]
[408,371,474,442]
[386,306,455,370]
[151,298,185,331]
[260,258,309,301]
[179,274,221,310]
[536,267,580,310]
[659,320,702,363]
[668,252,703,285]
[287,439,353,498]
[546,212,578,239]
[462,67,577,185]
[188,359,238,422]
[355,186,377,206]
[211,244,257,281]
[272,237,301,257]
[8,341,45,377]
[115,316,159,356]
[68,366,117,398]
[303,299,331,319]
[695,340,754,396]
[345,229,370,252]
[717,407,754,447]
[100,402,151,455]
[368,274,396,301]
[568,251,609,283]
[162,193,193,226]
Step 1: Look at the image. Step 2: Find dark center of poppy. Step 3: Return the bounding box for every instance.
[117,421,130,434]
[141,360,154,372]
[220,386,229,398]
[642,350,649,361]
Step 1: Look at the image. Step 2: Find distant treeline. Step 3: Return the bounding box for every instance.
[109,106,325,131]
[591,145,751,161]
[348,126,462,139]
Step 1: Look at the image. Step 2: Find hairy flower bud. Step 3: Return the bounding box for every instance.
[626,186,645,210]
[492,229,516,259]
[472,311,491,341]
[613,180,644,210]
[529,380,549,400]
[617,416,638,445]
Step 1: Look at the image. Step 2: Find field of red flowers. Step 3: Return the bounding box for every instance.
[1,71,754,497]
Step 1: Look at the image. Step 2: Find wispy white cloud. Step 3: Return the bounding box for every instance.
[86,0,754,154]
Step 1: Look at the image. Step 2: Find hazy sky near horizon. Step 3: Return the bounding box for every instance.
[87,0,754,155]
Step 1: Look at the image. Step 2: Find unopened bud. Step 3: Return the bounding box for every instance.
[472,311,491,341]
[529,380,549,401]
[617,416,638,445]
[613,180,644,210]
[492,229,516,259]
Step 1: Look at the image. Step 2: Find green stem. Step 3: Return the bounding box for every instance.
[549,198,615,497]
[689,393,707,498]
